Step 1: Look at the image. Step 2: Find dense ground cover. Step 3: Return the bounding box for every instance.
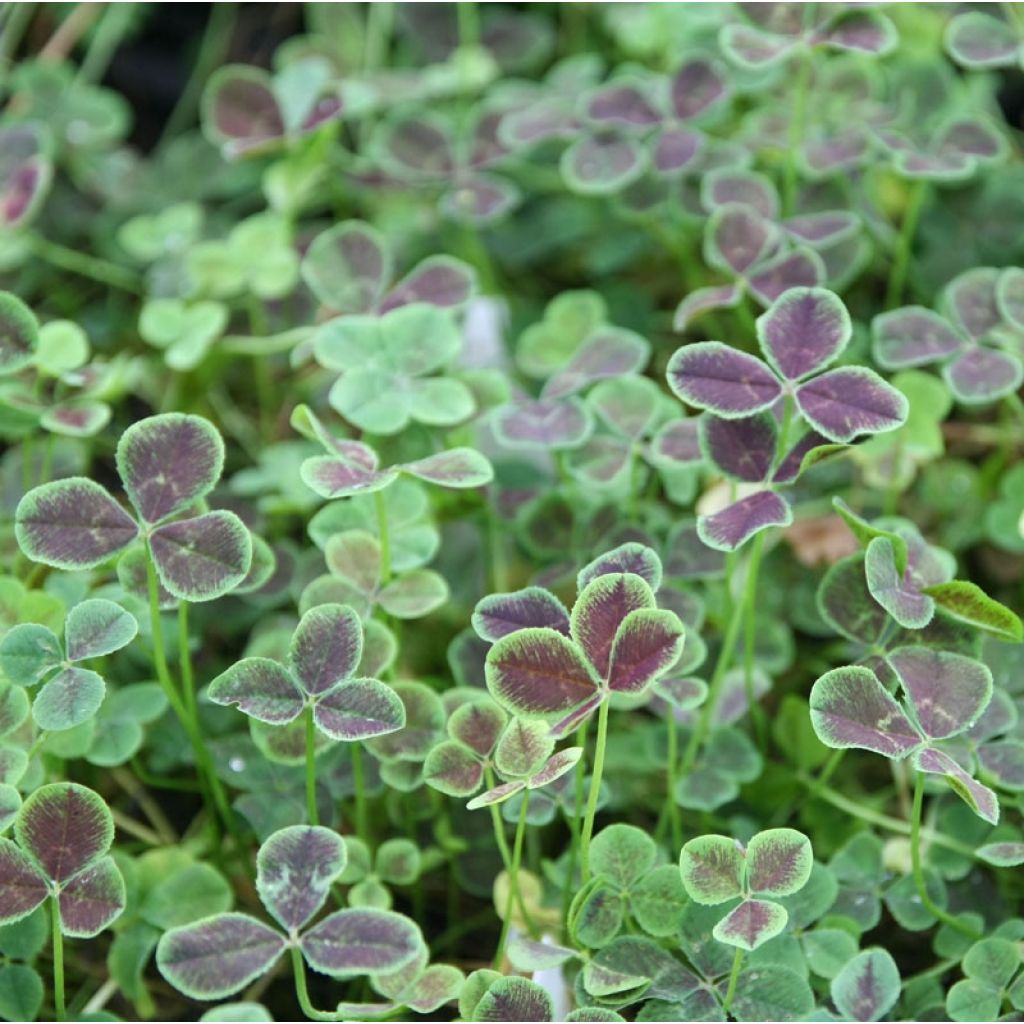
[0,2,1023,1021]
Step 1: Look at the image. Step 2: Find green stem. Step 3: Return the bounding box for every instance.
[910,774,981,938]
[351,743,369,845]
[363,1,393,71]
[305,705,319,826]
[561,719,589,928]
[374,490,391,585]
[51,896,65,1022]
[580,697,610,884]
[885,179,928,309]
[722,947,744,1016]
[0,3,35,72]
[28,234,140,293]
[493,790,529,970]
[666,712,682,853]
[177,602,195,718]
[783,39,813,216]
[291,945,335,1022]
[485,767,536,936]
[457,1,480,48]
[76,2,136,85]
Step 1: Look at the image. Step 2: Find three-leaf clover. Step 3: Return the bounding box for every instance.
[679,828,813,950]
[0,598,137,732]
[15,413,253,602]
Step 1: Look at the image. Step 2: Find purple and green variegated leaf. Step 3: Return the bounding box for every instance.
[0,786,20,833]
[679,834,744,905]
[442,173,520,226]
[116,414,224,525]
[830,948,901,1023]
[40,401,112,438]
[944,267,1002,341]
[561,134,647,196]
[0,839,47,925]
[698,490,792,552]
[864,537,933,629]
[288,603,362,697]
[291,406,380,462]
[58,855,125,937]
[202,66,284,158]
[300,456,396,500]
[583,81,662,128]
[802,130,871,177]
[0,293,38,377]
[606,609,685,696]
[401,448,493,490]
[32,666,105,731]
[379,255,477,314]
[670,55,729,120]
[699,412,776,483]
[550,691,605,739]
[713,898,788,951]
[256,825,347,931]
[301,221,392,315]
[756,287,851,381]
[16,782,112,883]
[656,675,708,711]
[528,746,583,789]
[943,347,1024,405]
[473,976,554,1023]
[378,569,448,619]
[997,266,1024,330]
[937,118,1007,163]
[64,598,137,663]
[473,588,570,643]
[494,718,554,778]
[578,543,663,594]
[720,24,797,69]
[666,342,781,418]
[492,398,593,450]
[364,682,444,763]
[809,666,921,759]
[150,511,252,602]
[784,211,860,249]
[0,126,51,231]
[325,530,381,596]
[648,419,703,471]
[817,553,889,644]
[871,306,967,370]
[207,658,304,725]
[466,779,526,810]
[944,12,1019,69]
[920,581,1023,642]
[373,112,456,180]
[0,685,29,738]
[499,98,578,148]
[914,747,999,825]
[572,572,656,680]
[485,627,599,720]
[673,283,744,333]
[977,740,1024,792]
[424,741,484,797]
[589,375,662,440]
[772,429,837,484]
[508,936,579,972]
[314,678,405,741]
[566,436,632,491]
[893,149,973,182]
[396,963,465,1013]
[448,699,506,757]
[977,842,1024,867]
[156,913,286,999]
[745,247,826,308]
[650,126,704,176]
[15,478,139,570]
[796,367,908,442]
[964,688,1016,745]
[821,10,897,54]
[300,907,423,976]
[702,169,779,219]
[746,829,812,898]
[0,624,61,687]
[543,329,651,402]
[889,647,992,741]
[704,203,780,276]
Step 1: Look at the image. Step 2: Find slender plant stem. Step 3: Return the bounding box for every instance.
[305,705,319,826]
[783,38,813,216]
[51,896,65,1022]
[885,179,928,309]
[291,946,334,1022]
[910,774,981,938]
[76,2,135,84]
[665,711,682,852]
[351,743,369,845]
[741,530,768,747]
[457,1,480,49]
[0,3,36,71]
[493,790,529,970]
[580,698,610,884]
[374,490,392,585]
[722,947,744,1015]
[27,234,140,292]
[560,718,589,928]
[484,767,536,935]
[177,602,195,718]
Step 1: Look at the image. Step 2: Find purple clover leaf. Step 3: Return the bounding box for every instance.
[0,124,52,232]
[873,267,1024,405]
[208,603,405,743]
[872,116,1008,184]
[158,825,425,1000]
[15,413,253,602]
[945,11,1023,70]
[424,697,508,798]
[0,598,137,732]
